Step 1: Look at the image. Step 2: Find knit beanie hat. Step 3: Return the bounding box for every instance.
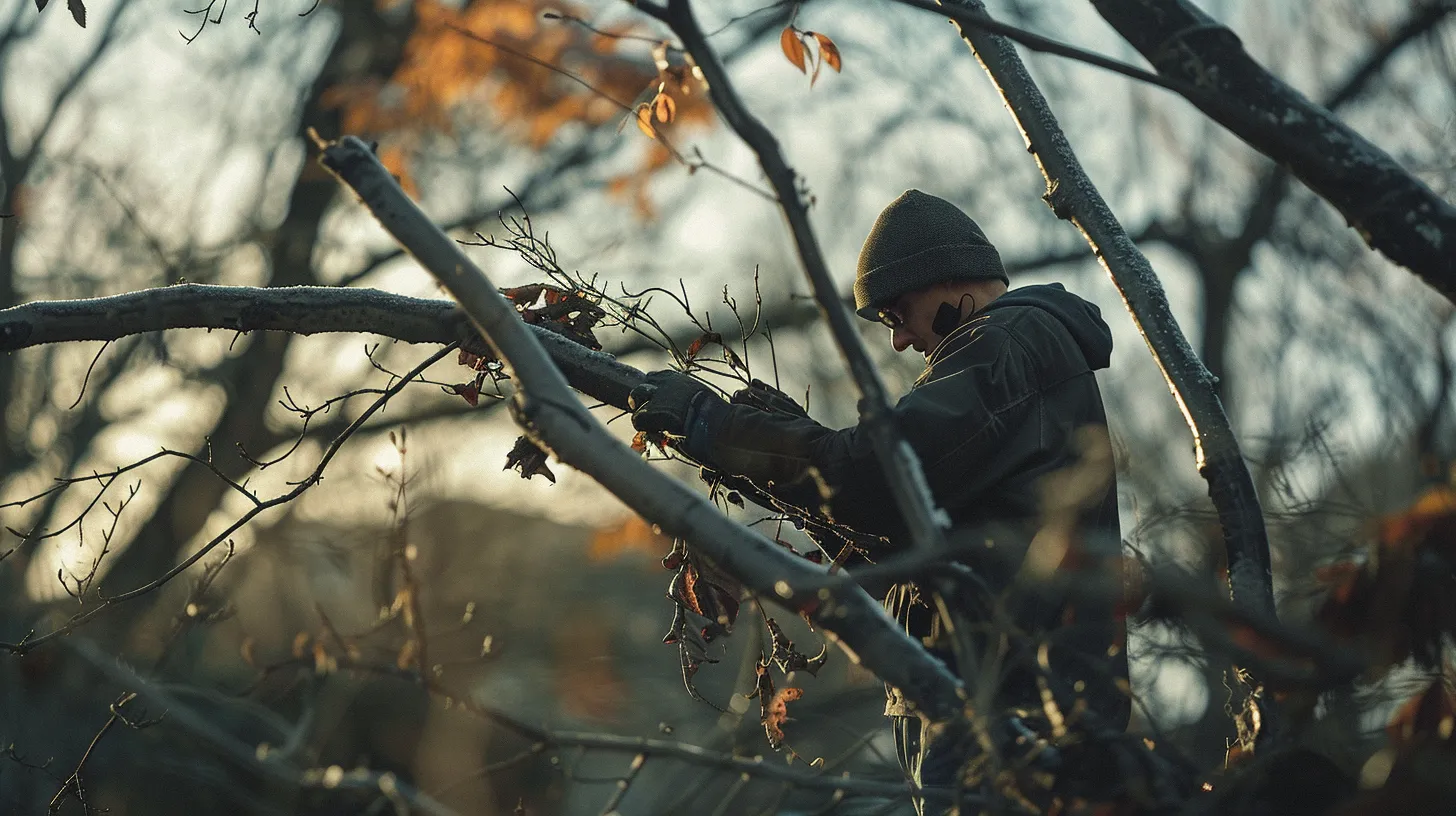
[853,190,1008,319]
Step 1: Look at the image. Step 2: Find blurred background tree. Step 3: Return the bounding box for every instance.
[1,0,1453,813]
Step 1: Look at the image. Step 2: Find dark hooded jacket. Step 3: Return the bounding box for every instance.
[685,283,1129,723]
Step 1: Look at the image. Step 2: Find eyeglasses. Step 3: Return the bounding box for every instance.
[875,308,905,330]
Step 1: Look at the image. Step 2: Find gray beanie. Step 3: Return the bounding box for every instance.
[853,190,1008,319]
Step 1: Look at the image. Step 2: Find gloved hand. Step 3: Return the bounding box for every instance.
[629,370,715,436]
[731,378,808,418]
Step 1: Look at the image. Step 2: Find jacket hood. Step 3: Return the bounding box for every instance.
[983,283,1113,369]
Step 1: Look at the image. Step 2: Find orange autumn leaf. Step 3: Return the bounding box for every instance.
[812,32,841,72]
[653,90,677,123]
[321,0,715,205]
[779,25,807,73]
[1316,485,1456,672]
[764,686,803,748]
[634,103,656,139]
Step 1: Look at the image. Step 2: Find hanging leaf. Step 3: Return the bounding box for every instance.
[635,103,656,139]
[396,638,418,671]
[751,662,803,749]
[812,32,841,72]
[662,540,742,705]
[449,382,480,407]
[685,331,724,361]
[68,0,85,27]
[653,90,677,124]
[779,25,807,73]
[504,436,556,483]
[765,617,830,676]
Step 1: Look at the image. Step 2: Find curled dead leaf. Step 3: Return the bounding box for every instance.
[504,436,556,483]
[635,103,656,139]
[449,382,480,407]
[653,91,677,124]
[747,659,807,748]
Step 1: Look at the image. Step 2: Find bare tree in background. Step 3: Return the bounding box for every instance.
[2,1,1455,814]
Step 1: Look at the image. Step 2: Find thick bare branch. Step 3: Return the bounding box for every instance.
[1089,0,1456,300]
[938,0,1275,622]
[0,284,646,410]
[314,135,966,722]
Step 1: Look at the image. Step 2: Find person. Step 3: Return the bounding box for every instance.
[629,190,1130,806]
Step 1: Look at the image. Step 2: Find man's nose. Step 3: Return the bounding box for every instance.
[890,326,914,353]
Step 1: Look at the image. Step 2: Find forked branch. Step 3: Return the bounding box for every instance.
[937,1,1276,622]
[314,134,966,723]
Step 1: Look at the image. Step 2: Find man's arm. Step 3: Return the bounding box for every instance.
[679,324,1038,541]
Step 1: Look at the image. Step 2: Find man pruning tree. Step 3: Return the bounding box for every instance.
[629,190,1130,803]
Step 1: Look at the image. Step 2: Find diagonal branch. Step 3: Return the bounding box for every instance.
[936,1,1275,626]
[632,0,954,557]
[1088,0,1456,300]
[314,134,966,722]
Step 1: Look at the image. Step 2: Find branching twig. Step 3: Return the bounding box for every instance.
[0,343,458,654]
[632,0,952,558]
[48,692,164,814]
[314,134,966,722]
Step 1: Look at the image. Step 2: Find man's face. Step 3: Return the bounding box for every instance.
[878,286,950,359]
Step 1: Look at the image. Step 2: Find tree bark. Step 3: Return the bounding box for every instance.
[1091,0,1456,301]
[939,0,1276,621]
[315,136,967,721]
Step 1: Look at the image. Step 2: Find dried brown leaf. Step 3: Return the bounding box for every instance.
[635,103,656,139]
[450,382,480,407]
[312,640,330,675]
[504,436,557,483]
[780,26,807,73]
[813,32,841,72]
[764,684,803,748]
[653,91,676,124]
[685,331,723,361]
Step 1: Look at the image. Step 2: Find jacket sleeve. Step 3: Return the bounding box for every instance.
[686,324,1041,543]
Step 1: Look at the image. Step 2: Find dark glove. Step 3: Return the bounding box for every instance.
[629,370,715,436]
[731,378,808,417]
